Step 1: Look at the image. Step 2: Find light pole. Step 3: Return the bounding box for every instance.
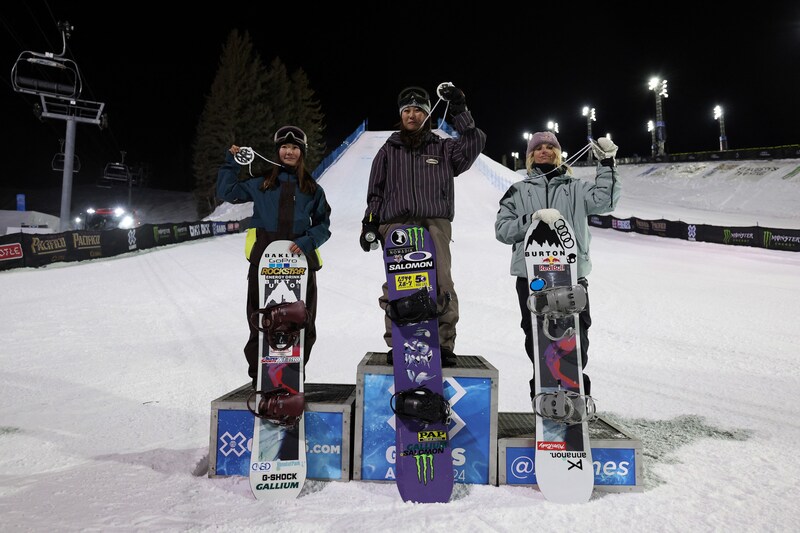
[647,120,656,159]
[714,105,728,151]
[523,132,532,164]
[582,106,596,162]
[648,77,668,157]
[511,151,519,170]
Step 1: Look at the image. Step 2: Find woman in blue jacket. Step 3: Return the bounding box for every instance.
[216,125,332,388]
[495,131,621,400]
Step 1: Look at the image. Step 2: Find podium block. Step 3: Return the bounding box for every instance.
[497,412,643,491]
[208,382,355,481]
[353,352,498,485]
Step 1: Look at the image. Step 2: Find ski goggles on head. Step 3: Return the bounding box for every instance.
[274,125,307,147]
[398,86,431,114]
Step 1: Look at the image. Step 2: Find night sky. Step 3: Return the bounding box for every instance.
[2,2,799,194]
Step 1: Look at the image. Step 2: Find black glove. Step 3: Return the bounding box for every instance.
[360,215,381,252]
[437,82,467,117]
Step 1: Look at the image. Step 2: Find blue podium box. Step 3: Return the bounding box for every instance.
[208,383,355,481]
[353,352,499,485]
[497,412,643,491]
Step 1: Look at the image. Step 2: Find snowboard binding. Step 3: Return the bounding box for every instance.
[250,300,310,350]
[247,388,305,427]
[527,284,587,341]
[532,383,596,426]
[386,288,452,326]
[390,386,451,426]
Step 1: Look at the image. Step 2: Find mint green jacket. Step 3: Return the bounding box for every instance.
[495,163,621,278]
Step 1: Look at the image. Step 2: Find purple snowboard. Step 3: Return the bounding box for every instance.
[383,224,454,503]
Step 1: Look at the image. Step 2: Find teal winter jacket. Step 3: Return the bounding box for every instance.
[216,152,331,259]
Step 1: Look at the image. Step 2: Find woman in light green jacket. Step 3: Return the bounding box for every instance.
[495,131,621,400]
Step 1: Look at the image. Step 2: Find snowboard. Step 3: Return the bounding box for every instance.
[248,240,308,500]
[524,216,594,504]
[383,224,454,504]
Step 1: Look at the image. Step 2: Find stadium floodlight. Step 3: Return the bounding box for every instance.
[714,105,728,151]
[648,77,668,157]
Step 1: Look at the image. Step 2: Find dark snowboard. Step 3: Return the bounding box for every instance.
[383,224,454,503]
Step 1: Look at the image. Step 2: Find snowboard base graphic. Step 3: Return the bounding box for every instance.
[524,217,594,504]
[249,240,308,500]
[383,224,454,503]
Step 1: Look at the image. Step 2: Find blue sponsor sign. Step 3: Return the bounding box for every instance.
[214,410,345,479]
[505,447,537,484]
[505,446,637,486]
[215,410,252,476]
[305,412,343,479]
[360,373,493,484]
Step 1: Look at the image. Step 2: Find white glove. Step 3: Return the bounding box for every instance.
[533,208,561,225]
[591,137,618,160]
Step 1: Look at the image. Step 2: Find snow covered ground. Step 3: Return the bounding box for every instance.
[2,132,799,531]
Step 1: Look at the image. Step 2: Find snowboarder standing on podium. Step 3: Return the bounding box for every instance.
[216,125,332,389]
[360,84,486,367]
[494,131,621,399]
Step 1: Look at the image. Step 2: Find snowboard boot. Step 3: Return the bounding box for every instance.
[391,386,451,425]
[441,348,457,368]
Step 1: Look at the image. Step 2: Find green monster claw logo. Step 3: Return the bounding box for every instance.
[763,230,772,249]
[406,227,425,250]
[723,229,731,244]
[414,453,435,484]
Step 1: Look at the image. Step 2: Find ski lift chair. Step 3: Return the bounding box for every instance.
[10,22,82,101]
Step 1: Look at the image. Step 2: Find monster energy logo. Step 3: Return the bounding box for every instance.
[763,230,772,249]
[406,226,425,250]
[723,229,754,245]
[414,453,435,485]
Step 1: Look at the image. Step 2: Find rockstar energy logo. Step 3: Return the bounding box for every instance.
[260,267,306,276]
[414,453,435,485]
